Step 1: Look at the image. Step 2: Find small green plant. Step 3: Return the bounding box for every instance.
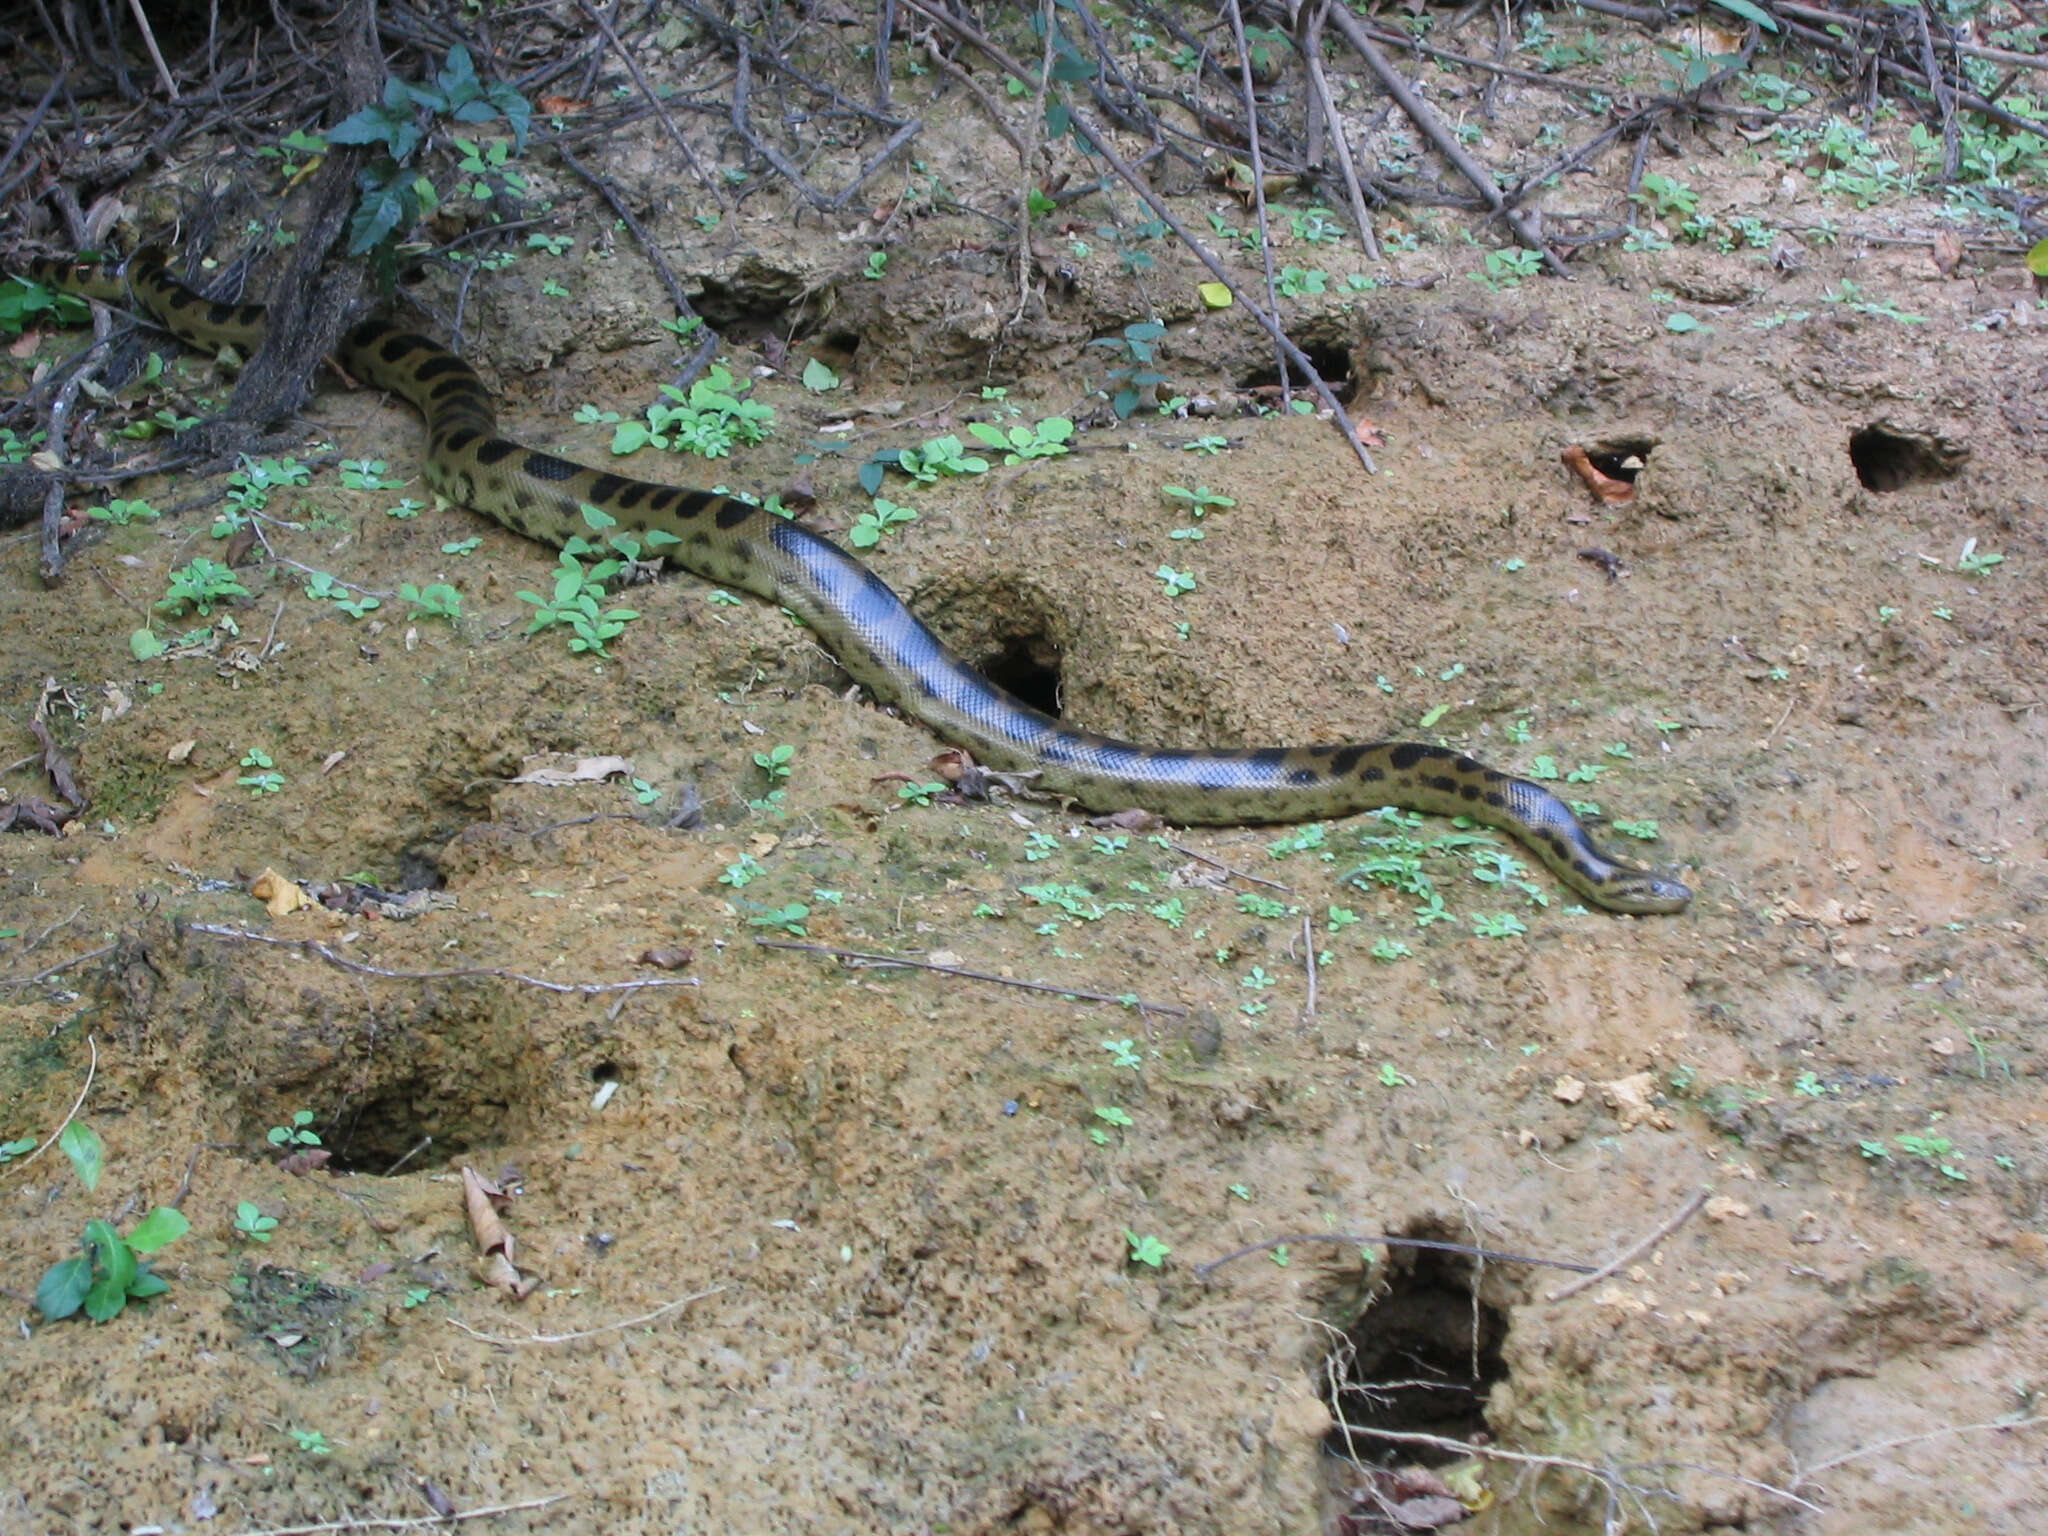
[0,274,91,337]
[1370,937,1412,962]
[1276,265,1328,297]
[88,497,161,526]
[288,1428,333,1456]
[849,497,919,548]
[1472,912,1527,938]
[1378,1062,1414,1088]
[612,366,774,458]
[1471,247,1543,290]
[527,231,572,256]
[237,749,286,796]
[896,781,947,806]
[400,582,462,621]
[234,1202,279,1243]
[402,1285,433,1308]
[753,743,795,783]
[893,434,988,482]
[304,572,381,619]
[863,250,888,280]
[1124,1230,1170,1268]
[746,902,810,936]
[1022,831,1060,862]
[519,552,640,656]
[1287,206,1345,244]
[327,45,531,263]
[339,458,403,490]
[1162,484,1235,516]
[36,1208,190,1322]
[157,558,248,617]
[1954,538,2005,577]
[1156,565,1196,597]
[1089,321,1168,418]
[1102,1038,1143,1070]
[267,1109,320,1149]
[1632,173,1698,218]
[966,416,1074,463]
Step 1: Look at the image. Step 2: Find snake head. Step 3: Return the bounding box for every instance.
[1601,868,1693,915]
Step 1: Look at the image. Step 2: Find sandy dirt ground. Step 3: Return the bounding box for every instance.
[3,14,2046,1535]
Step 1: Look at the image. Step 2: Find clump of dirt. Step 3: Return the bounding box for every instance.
[5,14,2048,1536]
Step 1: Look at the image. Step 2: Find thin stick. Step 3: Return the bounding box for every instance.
[573,0,723,203]
[1320,5,1568,275]
[0,1034,96,1182]
[755,938,1187,1015]
[124,0,179,98]
[0,942,117,989]
[186,924,700,997]
[1198,1231,1596,1279]
[1299,913,1317,1025]
[220,1493,569,1536]
[1224,0,1290,402]
[899,0,1376,474]
[445,1287,723,1346]
[1298,0,1381,260]
[1325,1421,1824,1517]
[1163,840,1292,892]
[1545,1186,1712,1302]
[1794,1414,2046,1486]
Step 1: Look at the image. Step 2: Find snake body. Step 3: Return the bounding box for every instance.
[34,249,1690,913]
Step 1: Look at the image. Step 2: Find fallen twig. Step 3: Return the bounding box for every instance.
[0,1035,95,1182]
[1545,1186,1712,1302]
[1163,840,1292,892]
[186,924,701,996]
[220,1493,570,1536]
[1196,1231,1597,1280]
[446,1286,723,1346]
[755,937,1187,1016]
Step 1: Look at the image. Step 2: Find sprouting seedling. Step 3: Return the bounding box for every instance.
[1161,485,1234,516]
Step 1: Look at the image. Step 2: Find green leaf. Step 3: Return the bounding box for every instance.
[2028,239,2048,279]
[129,628,168,661]
[84,1218,136,1303]
[580,503,618,530]
[36,1255,91,1320]
[127,1207,191,1254]
[59,1121,103,1192]
[1708,0,1778,29]
[801,358,839,392]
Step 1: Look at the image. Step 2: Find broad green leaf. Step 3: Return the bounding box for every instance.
[127,1207,190,1254]
[36,1256,91,1320]
[801,358,839,392]
[59,1121,103,1192]
[1198,282,1233,308]
[1708,0,1778,29]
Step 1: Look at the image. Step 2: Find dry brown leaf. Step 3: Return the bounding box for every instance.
[1560,444,1636,506]
[278,1147,332,1177]
[251,868,311,918]
[638,946,694,969]
[1931,229,1964,278]
[1598,1071,1673,1131]
[509,754,632,786]
[462,1165,537,1298]
[167,738,197,764]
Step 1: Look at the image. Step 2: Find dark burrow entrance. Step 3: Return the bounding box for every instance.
[1848,421,1970,491]
[1316,1240,1510,1469]
[1237,334,1355,401]
[978,631,1063,715]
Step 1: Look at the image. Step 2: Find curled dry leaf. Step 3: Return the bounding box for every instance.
[638,946,694,970]
[509,753,633,786]
[251,867,312,918]
[461,1165,536,1300]
[167,738,197,764]
[1560,444,1636,506]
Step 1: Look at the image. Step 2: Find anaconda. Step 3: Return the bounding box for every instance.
[31,247,1691,914]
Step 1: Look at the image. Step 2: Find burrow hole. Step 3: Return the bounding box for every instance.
[1576,433,1656,486]
[1317,1238,1510,1482]
[1849,421,1969,492]
[978,629,1064,716]
[1238,335,1355,402]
